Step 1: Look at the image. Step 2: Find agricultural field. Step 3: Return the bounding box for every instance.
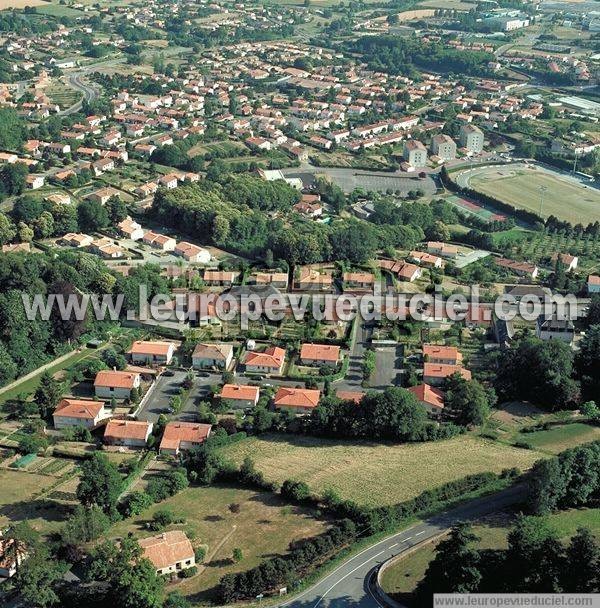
[380,507,600,605]
[0,467,76,535]
[110,484,329,602]
[46,80,81,110]
[461,164,600,224]
[221,433,543,507]
[0,0,49,7]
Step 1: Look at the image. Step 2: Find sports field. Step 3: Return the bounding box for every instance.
[463,164,600,224]
[221,434,543,507]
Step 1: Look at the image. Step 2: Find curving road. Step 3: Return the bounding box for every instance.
[277,484,526,608]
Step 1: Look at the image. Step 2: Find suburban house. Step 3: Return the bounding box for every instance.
[192,343,234,370]
[409,251,443,268]
[426,242,458,259]
[118,217,145,241]
[588,275,600,294]
[174,242,211,264]
[127,340,175,365]
[0,537,28,578]
[536,314,575,345]
[62,233,93,248]
[335,390,365,404]
[273,387,321,414]
[423,363,471,386]
[139,531,195,576]
[423,344,462,366]
[159,422,212,456]
[245,346,286,375]
[52,398,108,429]
[250,272,288,289]
[343,272,375,291]
[103,419,153,448]
[203,270,240,286]
[408,383,445,415]
[300,343,340,366]
[551,253,578,272]
[220,384,260,409]
[378,259,422,283]
[495,258,539,279]
[94,370,141,400]
[26,174,45,189]
[296,267,333,291]
[143,232,177,251]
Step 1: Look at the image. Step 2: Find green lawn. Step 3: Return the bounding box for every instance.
[521,423,600,454]
[0,346,104,407]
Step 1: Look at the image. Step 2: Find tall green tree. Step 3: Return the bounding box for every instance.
[34,371,63,419]
[76,452,123,517]
[575,325,600,402]
[562,527,599,592]
[415,523,482,601]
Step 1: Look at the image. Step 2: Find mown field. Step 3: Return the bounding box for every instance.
[221,434,543,506]
[110,484,328,602]
[468,165,600,224]
[380,507,600,603]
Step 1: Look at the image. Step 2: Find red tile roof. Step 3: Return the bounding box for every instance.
[273,387,321,410]
[53,398,105,420]
[104,419,151,441]
[94,370,140,389]
[245,346,286,369]
[159,421,211,451]
[408,383,445,409]
[300,343,340,363]
[220,384,259,402]
[139,531,194,571]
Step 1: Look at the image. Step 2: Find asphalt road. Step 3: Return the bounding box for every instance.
[277,484,526,608]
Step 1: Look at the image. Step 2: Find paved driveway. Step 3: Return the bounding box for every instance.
[136,370,188,423]
[369,344,404,390]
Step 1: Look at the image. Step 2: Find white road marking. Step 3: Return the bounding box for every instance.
[389,543,398,548]
[313,550,387,608]
[415,531,425,536]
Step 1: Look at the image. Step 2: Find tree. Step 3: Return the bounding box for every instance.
[495,337,578,409]
[76,452,123,517]
[415,523,481,602]
[575,325,600,402]
[0,162,28,195]
[101,347,127,370]
[163,591,191,608]
[0,211,16,244]
[34,371,63,419]
[77,198,110,231]
[18,221,34,242]
[562,527,599,592]
[13,544,62,608]
[61,504,111,548]
[232,548,243,563]
[105,195,128,223]
[0,107,26,150]
[444,374,493,426]
[580,400,599,419]
[49,280,87,343]
[87,536,164,608]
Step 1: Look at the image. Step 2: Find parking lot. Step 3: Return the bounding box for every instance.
[370,343,404,390]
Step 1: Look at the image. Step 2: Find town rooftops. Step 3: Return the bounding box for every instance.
[423,344,462,364]
[245,346,286,369]
[128,341,174,357]
[423,363,471,381]
[273,387,321,410]
[192,342,233,361]
[220,384,260,402]
[408,383,445,409]
[94,370,140,389]
[587,275,600,285]
[53,398,105,419]
[300,343,340,363]
[104,419,152,441]
[139,531,194,571]
[159,421,212,452]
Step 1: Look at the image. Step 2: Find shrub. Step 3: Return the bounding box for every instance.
[179,566,198,578]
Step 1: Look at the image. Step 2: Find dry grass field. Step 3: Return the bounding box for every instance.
[110,484,328,602]
[221,434,543,506]
[467,165,600,224]
[0,0,48,7]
